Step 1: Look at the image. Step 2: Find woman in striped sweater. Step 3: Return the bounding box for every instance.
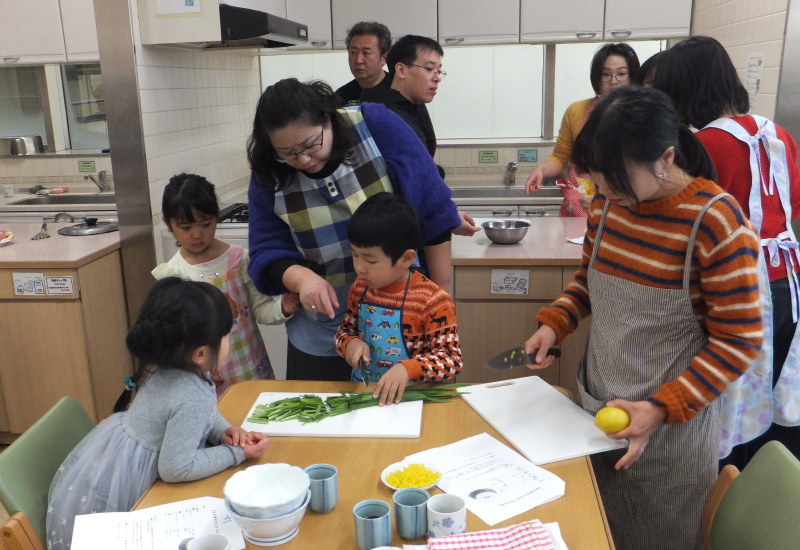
[524,86,763,550]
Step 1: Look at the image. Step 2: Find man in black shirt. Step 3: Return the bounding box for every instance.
[335,22,392,107]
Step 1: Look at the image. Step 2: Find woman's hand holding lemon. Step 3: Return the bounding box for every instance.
[598,399,668,471]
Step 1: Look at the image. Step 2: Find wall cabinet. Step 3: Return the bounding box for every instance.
[287,0,332,50]
[604,0,692,41]
[0,251,132,438]
[0,0,99,65]
[438,0,519,46]
[453,265,590,399]
[331,0,437,50]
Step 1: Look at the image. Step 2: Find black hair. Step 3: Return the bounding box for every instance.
[247,79,355,190]
[386,35,444,79]
[632,51,663,87]
[114,277,233,412]
[589,43,641,96]
[572,85,717,205]
[162,172,218,224]
[345,21,392,56]
[652,36,749,129]
[348,192,420,264]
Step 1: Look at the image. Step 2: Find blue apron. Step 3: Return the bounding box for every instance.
[706,115,800,457]
[351,278,412,384]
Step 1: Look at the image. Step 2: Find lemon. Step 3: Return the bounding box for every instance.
[594,406,630,434]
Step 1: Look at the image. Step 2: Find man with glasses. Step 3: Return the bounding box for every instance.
[336,22,392,108]
[362,35,445,163]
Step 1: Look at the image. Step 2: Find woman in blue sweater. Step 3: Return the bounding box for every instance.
[246,79,474,380]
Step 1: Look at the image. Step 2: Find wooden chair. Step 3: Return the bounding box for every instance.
[0,397,95,550]
[702,440,800,550]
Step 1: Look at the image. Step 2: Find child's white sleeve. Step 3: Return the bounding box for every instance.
[242,252,292,325]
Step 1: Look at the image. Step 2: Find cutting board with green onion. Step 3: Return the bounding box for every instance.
[240,392,423,438]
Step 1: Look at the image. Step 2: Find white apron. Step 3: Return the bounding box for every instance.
[705,116,800,457]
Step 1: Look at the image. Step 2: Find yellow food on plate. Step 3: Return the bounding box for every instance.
[594,406,630,434]
[386,463,440,489]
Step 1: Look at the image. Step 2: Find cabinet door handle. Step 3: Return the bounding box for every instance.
[523,209,546,217]
[610,30,632,37]
[575,32,597,39]
[2,57,20,63]
[444,37,465,44]
[311,41,328,47]
[492,209,514,216]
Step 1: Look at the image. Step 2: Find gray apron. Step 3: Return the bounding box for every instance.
[578,196,727,550]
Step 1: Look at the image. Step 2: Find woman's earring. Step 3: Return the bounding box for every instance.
[659,172,667,179]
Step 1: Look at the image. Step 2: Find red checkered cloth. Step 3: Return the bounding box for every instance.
[428,519,556,550]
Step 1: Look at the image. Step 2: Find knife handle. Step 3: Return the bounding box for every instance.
[534,347,562,359]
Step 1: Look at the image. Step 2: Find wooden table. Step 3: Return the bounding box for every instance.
[134,381,615,549]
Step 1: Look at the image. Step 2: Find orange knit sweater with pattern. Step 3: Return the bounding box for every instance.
[335,270,462,381]
[537,177,763,423]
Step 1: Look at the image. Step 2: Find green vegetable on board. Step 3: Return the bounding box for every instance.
[246,384,468,425]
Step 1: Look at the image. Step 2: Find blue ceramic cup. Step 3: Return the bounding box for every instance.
[392,487,429,540]
[353,499,391,550]
[304,463,338,514]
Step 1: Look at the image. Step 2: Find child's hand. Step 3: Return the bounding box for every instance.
[281,292,299,316]
[524,325,558,368]
[210,370,225,388]
[345,339,370,369]
[243,432,269,459]
[605,399,667,470]
[221,426,251,448]
[373,363,410,406]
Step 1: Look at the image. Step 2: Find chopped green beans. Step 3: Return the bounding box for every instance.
[246,384,468,424]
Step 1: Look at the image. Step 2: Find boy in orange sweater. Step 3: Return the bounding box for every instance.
[335,193,462,405]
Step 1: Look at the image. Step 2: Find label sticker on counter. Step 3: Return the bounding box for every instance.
[45,276,75,295]
[490,269,529,295]
[12,273,46,296]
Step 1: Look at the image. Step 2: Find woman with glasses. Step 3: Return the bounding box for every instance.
[526,43,640,205]
[654,36,800,470]
[246,78,468,381]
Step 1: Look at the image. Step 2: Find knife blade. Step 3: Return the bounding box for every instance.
[486,346,561,370]
[358,357,371,388]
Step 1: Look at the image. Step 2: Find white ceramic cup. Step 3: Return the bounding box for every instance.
[186,533,230,550]
[305,463,338,513]
[2,184,13,198]
[427,493,467,538]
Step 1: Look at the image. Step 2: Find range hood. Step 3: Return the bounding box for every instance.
[140,0,308,49]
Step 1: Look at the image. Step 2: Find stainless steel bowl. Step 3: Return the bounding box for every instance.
[481,220,531,244]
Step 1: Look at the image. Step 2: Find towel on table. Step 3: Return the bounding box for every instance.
[427,519,556,550]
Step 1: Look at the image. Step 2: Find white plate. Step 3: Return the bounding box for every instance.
[380,461,441,491]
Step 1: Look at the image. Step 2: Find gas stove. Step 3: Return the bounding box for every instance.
[218,202,249,224]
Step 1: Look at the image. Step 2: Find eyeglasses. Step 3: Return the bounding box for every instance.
[274,130,324,163]
[409,64,447,79]
[601,72,630,83]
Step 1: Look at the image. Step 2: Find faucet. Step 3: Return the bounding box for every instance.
[84,170,108,192]
[505,162,517,186]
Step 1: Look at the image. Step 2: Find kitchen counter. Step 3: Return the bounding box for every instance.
[452,216,586,266]
[0,221,120,269]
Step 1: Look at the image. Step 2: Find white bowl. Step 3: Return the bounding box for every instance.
[225,490,310,545]
[223,463,309,519]
[380,461,441,491]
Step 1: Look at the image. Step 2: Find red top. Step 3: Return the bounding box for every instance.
[697,115,800,281]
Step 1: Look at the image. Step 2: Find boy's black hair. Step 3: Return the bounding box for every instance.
[348,192,420,264]
[162,172,219,223]
[114,277,234,412]
[386,35,444,79]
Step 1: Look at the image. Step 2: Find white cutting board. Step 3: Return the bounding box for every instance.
[240,392,423,438]
[458,377,627,464]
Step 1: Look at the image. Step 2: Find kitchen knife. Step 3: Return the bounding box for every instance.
[358,357,371,388]
[486,347,561,370]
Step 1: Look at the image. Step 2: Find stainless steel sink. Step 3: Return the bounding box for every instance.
[9,194,116,206]
[449,187,562,199]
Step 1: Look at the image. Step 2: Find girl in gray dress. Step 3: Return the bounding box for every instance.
[46,278,269,549]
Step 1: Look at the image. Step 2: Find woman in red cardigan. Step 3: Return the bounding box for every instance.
[655,35,800,469]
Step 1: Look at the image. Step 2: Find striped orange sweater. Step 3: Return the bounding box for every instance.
[537,177,763,423]
[335,270,462,381]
